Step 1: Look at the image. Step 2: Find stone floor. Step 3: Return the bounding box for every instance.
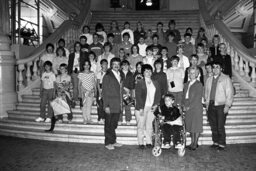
[0,136,256,171]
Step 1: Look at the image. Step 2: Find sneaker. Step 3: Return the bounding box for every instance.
[45,118,51,123]
[112,142,123,147]
[35,117,45,122]
[126,121,131,125]
[216,146,226,151]
[98,119,104,124]
[105,144,115,150]
[56,120,63,124]
[175,144,183,149]
[162,143,171,149]
[210,143,219,149]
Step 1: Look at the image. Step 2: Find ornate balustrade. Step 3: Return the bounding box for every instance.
[16,1,92,101]
[199,0,256,96]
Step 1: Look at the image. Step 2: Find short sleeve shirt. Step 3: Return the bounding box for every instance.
[41,72,56,89]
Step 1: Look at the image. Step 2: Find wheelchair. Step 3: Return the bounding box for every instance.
[151,108,186,157]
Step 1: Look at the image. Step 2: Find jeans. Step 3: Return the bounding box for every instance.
[207,103,227,146]
[40,88,54,118]
[71,73,79,101]
[119,104,132,122]
[104,113,120,145]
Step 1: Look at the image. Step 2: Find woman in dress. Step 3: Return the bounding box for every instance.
[182,67,203,150]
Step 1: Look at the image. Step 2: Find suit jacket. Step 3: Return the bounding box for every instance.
[205,73,234,107]
[135,78,161,110]
[67,51,89,74]
[102,70,123,113]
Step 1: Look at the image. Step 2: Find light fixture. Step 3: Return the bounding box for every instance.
[146,0,152,6]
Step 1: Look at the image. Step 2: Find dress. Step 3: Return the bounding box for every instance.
[182,80,203,133]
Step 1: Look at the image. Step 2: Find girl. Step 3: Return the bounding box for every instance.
[176,45,190,72]
[195,27,208,47]
[78,61,96,124]
[35,61,56,123]
[89,51,97,73]
[40,43,55,74]
[133,61,143,85]
[53,47,68,75]
[128,44,143,73]
[80,25,93,45]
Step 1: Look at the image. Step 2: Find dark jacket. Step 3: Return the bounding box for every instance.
[158,105,180,122]
[135,79,161,110]
[152,71,168,97]
[102,70,123,113]
[133,29,146,44]
[121,70,135,90]
[67,51,89,74]
[208,45,220,62]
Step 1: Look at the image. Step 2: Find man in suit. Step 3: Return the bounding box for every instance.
[102,57,123,150]
[205,61,234,151]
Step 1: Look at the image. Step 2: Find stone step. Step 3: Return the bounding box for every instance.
[8,110,256,124]
[1,124,256,145]
[1,118,256,135]
[14,104,256,114]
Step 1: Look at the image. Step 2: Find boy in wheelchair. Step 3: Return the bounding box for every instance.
[154,94,183,149]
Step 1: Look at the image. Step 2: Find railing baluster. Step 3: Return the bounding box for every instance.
[26,61,33,85]
[32,59,39,80]
[250,62,256,87]
[234,51,239,71]
[239,57,244,76]
[18,64,25,91]
[244,61,250,82]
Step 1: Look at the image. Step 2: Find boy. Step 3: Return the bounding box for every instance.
[119,60,135,125]
[118,32,133,57]
[160,47,172,73]
[164,32,177,58]
[143,46,155,69]
[154,94,183,149]
[166,56,184,106]
[182,33,195,60]
[89,33,103,58]
[137,35,147,57]
[121,21,134,44]
[96,59,108,124]
[80,36,89,53]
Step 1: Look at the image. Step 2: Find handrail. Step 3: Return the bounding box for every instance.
[199,0,256,96]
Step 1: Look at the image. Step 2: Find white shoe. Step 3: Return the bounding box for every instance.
[105,144,115,150]
[35,117,44,122]
[112,142,123,147]
[162,143,171,149]
[98,119,104,124]
[44,118,51,123]
[175,144,183,149]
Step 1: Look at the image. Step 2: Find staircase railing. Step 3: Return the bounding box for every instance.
[199,0,256,97]
[16,0,92,101]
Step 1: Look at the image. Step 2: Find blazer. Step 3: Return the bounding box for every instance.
[205,73,234,107]
[67,51,89,74]
[102,70,123,113]
[135,78,161,110]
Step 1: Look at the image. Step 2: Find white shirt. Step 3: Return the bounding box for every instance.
[112,69,121,84]
[145,78,156,107]
[143,56,155,69]
[177,55,190,72]
[40,53,55,64]
[80,33,93,45]
[73,52,80,71]
[166,67,184,92]
[41,72,56,89]
[138,43,147,57]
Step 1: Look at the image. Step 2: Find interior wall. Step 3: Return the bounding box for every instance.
[90,0,199,11]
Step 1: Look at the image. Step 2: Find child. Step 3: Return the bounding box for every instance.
[197,43,208,75]
[35,61,56,123]
[88,51,97,74]
[121,21,134,44]
[80,35,89,53]
[181,27,195,45]
[208,34,221,62]
[128,44,143,73]
[53,47,68,75]
[80,25,93,45]
[89,33,103,58]
[78,61,96,124]
[137,35,147,57]
[176,45,190,72]
[108,20,121,44]
[119,32,133,56]
[133,21,146,44]
[107,33,119,57]
[95,23,107,44]
[164,32,177,58]
[155,22,165,45]
[97,42,115,71]
[118,48,127,61]
[166,56,184,106]
[165,19,181,44]
[133,61,143,85]
[182,33,195,59]
[143,46,155,69]
[96,59,108,124]
[204,62,213,84]
[40,43,55,73]
[57,38,70,58]
[145,29,153,46]
[184,54,204,86]
[154,94,183,149]
[119,60,135,125]
[160,47,172,73]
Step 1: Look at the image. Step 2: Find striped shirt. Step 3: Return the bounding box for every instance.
[78,71,95,91]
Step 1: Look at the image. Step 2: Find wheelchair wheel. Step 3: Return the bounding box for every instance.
[177,147,185,157]
[152,146,162,157]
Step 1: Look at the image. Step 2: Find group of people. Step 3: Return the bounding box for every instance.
[35,19,234,151]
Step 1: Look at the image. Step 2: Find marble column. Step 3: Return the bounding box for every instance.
[0,0,17,118]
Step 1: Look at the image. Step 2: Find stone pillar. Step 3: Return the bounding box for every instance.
[0,0,17,118]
